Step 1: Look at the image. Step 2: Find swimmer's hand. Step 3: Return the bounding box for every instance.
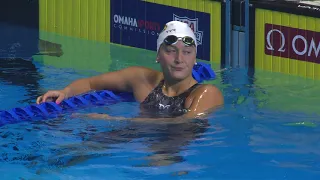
[36,89,68,104]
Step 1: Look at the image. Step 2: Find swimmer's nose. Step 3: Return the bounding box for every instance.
[174,51,183,64]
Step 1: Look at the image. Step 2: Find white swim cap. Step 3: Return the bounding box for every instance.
[157,21,197,52]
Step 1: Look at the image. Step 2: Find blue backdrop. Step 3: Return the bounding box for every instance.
[110,0,211,61]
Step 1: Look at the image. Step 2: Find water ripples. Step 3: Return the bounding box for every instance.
[1,65,320,178]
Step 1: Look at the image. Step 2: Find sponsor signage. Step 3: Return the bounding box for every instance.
[265,23,320,63]
[110,0,211,60]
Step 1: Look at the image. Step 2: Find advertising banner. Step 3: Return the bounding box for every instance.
[249,0,320,79]
[110,0,211,61]
[265,23,320,64]
[249,1,320,114]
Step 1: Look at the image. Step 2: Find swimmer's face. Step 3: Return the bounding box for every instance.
[157,40,197,80]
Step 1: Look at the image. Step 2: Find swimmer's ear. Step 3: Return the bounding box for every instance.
[156,53,160,63]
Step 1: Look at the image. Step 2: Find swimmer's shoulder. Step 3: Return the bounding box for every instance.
[127,66,163,86]
[185,84,224,108]
[190,84,223,99]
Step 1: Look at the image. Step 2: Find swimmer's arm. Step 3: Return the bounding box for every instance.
[183,84,224,118]
[62,66,149,98]
[81,113,192,124]
[76,85,223,123]
[82,86,223,123]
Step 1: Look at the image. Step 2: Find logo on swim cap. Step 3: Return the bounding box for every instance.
[156,21,197,52]
[160,24,173,34]
[173,14,204,46]
[162,25,167,31]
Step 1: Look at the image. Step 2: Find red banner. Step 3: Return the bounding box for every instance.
[265,23,320,63]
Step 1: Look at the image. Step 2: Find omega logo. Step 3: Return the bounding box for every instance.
[266,29,286,52]
[264,23,320,63]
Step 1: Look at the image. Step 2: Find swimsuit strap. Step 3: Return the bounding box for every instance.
[160,79,200,95]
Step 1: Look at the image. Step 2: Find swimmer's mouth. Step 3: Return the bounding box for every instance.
[172,67,184,71]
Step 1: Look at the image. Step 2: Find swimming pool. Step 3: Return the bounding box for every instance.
[1,31,320,179]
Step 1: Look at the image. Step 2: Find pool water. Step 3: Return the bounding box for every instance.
[1,32,320,179]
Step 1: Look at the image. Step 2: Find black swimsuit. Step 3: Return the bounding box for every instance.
[139,80,200,118]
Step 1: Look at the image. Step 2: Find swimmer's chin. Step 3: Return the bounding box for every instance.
[169,73,190,81]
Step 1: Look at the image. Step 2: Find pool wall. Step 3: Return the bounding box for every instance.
[38,0,224,66]
[1,0,320,79]
[0,0,39,60]
[249,0,320,80]
[1,0,320,116]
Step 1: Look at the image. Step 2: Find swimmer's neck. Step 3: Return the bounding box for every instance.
[162,75,196,97]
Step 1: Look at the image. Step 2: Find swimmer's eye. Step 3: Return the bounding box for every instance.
[165,48,176,53]
[183,51,192,55]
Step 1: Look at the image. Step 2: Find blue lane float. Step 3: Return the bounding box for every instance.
[0,62,216,126]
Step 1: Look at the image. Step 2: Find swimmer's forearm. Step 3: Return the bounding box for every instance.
[85,113,191,124]
[128,117,189,124]
[62,78,93,98]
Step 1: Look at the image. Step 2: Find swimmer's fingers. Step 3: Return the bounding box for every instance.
[36,95,43,104]
[55,93,66,104]
[41,91,64,104]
